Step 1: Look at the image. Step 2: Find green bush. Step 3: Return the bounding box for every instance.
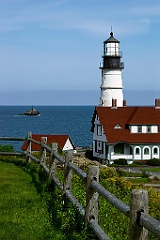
[140,168,150,178]
[153,176,159,181]
[100,167,119,179]
[114,158,128,165]
[0,144,14,152]
[146,158,160,166]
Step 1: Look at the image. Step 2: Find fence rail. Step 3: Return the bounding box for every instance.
[0,134,160,240]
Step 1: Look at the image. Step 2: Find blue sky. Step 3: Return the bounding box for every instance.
[0,0,159,105]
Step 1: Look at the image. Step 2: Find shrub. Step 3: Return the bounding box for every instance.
[153,176,159,181]
[0,144,14,152]
[114,158,128,165]
[100,167,119,179]
[146,158,160,166]
[140,168,150,178]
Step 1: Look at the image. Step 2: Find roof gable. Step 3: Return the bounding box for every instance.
[114,124,122,129]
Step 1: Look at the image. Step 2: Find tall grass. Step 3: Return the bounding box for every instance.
[0,160,64,240]
[0,158,92,240]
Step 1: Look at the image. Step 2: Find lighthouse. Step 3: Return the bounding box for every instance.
[100,31,124,107]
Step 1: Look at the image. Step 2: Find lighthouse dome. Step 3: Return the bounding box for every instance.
[104,32,120,43]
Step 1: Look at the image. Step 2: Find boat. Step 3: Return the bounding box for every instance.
[19,107,40,116]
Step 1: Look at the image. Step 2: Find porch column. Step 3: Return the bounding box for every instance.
[132,146,135,160]
[108,145,112,161]
[141,146,143,160]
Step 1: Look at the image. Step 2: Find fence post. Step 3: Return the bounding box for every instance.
[63,151,73,193]
[49,142,58,178]
[85,165,99,227]
[26,131,32,162]
[129,189,148,240]
[40,137,47,164]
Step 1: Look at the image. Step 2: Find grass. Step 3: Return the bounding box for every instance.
[0,160,64,240]
[1,157,160,240]
[129,177,149,183]
[145,167,160,172]
[125,172,142,177]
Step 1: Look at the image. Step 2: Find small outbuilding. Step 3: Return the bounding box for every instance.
[21,134,75,152]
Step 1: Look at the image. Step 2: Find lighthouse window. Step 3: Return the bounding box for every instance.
[105,47,107,55]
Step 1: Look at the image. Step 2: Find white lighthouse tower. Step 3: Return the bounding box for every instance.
[100,31,124,107]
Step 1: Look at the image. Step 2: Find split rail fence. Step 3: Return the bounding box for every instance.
[0,134,160,240]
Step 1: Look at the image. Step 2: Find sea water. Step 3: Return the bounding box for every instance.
[0,106,95,151]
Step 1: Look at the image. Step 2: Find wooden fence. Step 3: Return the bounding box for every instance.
[0,134,160,240]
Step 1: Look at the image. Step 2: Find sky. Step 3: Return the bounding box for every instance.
[0,0,160,105]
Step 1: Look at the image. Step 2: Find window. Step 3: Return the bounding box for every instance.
[131,125,158,134]
[147,125,151,133]
[114,143,124,154]
[130,147,133,155]
[138,126,142,133]
[97,125,102,136]
[94,141,104,154]
[135,147,141,156]
[153,147,158,154]
[135,147,140,155]
[144,147,149,155]
[94,141,97,153]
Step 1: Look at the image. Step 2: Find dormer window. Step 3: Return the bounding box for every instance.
[130,124,158,134]
[147,125,151,133]
[138,126,142,133]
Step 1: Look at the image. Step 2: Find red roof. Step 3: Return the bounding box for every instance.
[92,106,160,144]
[21,134,74,151]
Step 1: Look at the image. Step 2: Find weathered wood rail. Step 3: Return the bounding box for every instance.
[0,134,160,240]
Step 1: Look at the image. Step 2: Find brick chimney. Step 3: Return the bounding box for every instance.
[123,99,126,107]
[155,98,160,108]
[112,98,117,108]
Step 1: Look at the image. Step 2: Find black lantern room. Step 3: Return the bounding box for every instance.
[100,32,124,70]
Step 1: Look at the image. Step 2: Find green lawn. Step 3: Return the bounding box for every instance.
[129,177,149,183]
[0,160,64,240]
[145,167,160,172]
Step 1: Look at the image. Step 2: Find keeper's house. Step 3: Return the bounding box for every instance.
[91,100,160,164]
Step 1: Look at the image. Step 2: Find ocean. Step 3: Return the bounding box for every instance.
[0,106,95,151]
